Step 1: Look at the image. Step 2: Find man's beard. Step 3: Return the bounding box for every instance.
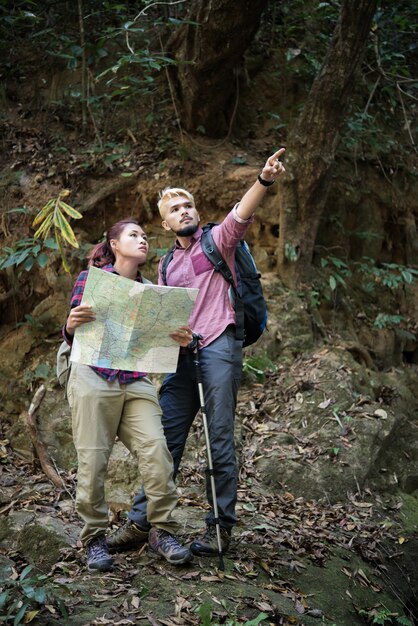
[176,223,199,237]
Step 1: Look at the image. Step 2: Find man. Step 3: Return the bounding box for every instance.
[108,149,286,557]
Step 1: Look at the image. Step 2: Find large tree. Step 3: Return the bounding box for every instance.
[167,0,378,283]
[167,0,269,137]
[277,0,378,286]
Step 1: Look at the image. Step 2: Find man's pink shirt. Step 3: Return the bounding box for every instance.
[158,207,253,349]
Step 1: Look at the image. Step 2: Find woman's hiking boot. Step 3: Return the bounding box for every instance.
[107,520,149,553]
[86,536,113,572]
[148,528,193,565]
[190,525,231,556]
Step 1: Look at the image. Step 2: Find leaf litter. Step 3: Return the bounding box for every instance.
[0,355,415,625]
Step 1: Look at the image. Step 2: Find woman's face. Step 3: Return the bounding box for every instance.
[111,223,149,264]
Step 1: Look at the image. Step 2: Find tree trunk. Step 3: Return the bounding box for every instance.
[167,0,269,137]
[77,0,87,132]
[277,0,377,286]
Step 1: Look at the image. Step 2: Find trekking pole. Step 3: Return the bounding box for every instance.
[189,333,225,571]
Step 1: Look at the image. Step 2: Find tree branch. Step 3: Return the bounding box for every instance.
[25,385,65,489]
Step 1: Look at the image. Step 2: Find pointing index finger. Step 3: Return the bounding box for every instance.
[268,147,286,166]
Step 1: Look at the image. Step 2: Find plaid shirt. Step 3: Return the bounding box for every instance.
[62,264,147,383]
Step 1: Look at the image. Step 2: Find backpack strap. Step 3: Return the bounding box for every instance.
[160,244,176,285]
[201,226,245,342]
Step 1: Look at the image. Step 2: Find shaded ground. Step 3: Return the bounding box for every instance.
[1,25,417,625]
[1,370,417,626]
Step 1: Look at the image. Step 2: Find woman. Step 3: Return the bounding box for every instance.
[63,218,194,572]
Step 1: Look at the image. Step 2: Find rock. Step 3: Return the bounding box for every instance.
[0,510,80,572]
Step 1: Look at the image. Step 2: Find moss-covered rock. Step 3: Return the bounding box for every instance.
[17,521,70,572]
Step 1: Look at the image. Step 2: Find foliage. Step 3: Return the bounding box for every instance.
[2,0,415,158]
[80,141,131,170]
[267,112,287,131]
[197,602,268,626]
[320,256,352,291]
[357,604,413,625]
[231,155,248,165]
[95,46,176,105]
[339,0,418,161]
[243,354,277,382]
[260,0,417,167]
[22,363,52,390]
[266,0,339,86]
[32,190,82,272]
[0,1,190,138]
[17,314,46,332]
[355,259,418,291]
[0,565,68,625]
[319,255,418,296]
[0,237,58,273]
[373,313,405,329]
[284,243,299,262]
[309,255,417,335]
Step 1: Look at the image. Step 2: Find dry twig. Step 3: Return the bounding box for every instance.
[25,384,64,489]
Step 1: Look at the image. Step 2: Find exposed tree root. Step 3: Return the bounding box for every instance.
[342,342,375,369]
[25,384,64,489]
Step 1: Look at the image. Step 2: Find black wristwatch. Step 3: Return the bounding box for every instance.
[257,174,275,187]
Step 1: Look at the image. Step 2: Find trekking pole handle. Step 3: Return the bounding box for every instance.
[187,332,202,351]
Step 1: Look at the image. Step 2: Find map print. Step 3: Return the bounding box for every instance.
[71,266,198,373]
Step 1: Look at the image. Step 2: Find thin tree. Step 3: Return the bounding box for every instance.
[77,0,87,131]
[277,0,378,286]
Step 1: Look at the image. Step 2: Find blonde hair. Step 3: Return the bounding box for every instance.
[158,187,195,217]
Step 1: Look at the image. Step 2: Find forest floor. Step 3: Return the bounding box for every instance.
[1,97,417,626]
[1,366,417,626]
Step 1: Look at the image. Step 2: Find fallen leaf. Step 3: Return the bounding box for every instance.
[255,601,274,612]
[306,608,324,618]
[179,570,201,580]
[258,560,272,575]
[356,568,371,584]
[318,399,332,409]
[295,600,305,614]
[351,500,373,508]
[24,610,40,622]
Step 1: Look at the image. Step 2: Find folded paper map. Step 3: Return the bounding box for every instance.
[71,266,198,373]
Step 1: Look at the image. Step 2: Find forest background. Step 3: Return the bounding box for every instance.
[0,1,417,625]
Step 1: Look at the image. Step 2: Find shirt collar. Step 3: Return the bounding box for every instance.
[174,226,203,249]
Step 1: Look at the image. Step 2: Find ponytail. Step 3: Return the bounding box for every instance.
[87,241,115,268]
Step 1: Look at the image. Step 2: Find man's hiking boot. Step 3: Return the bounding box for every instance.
[107,520,149,553]
[148,528,193,565]
[86,536,113,572]
[190,525,231,556]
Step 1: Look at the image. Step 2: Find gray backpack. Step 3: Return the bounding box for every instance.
[57,341,72,391]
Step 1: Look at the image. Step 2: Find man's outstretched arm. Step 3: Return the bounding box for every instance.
[236,148,286,221]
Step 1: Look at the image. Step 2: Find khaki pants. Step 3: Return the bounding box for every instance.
[67,363,178,545]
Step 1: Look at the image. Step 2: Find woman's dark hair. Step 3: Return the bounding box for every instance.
[87,218,140,268]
